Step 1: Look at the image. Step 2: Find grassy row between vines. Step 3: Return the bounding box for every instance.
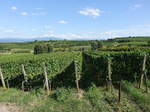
[122,81,150,112]
[0,84,143,112]
[0,87,111,112]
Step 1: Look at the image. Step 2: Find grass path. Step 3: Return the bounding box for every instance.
[104,88,142,112]
[0,85,148,112]
[122,81,150,112]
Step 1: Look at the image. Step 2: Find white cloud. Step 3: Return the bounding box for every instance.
[98,27,150,39]
[31,12,47,16]
[130,4,142,10]
[129,24,150,28]
[35,8,44,10]
[20,12,46,16]
[31,28,37,32]
[11,6,17,10]
[58,20,68,24]
[78,8,102,18]
[44,25,52,29]
[31,24,150,40]
[41,32,83,40]
[1,24,150,40]
[4,29,15,33]
[21,12,28,16]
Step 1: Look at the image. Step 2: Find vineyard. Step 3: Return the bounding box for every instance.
[0,52,82,89]
[82,51,150,86]
[1,51,149,88]
[0,0,150,110]
[0,50,150,112]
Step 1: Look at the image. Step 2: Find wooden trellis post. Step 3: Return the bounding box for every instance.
[107,58,113,93]
[21,64,27,82]
[43,63,50,95]
[118,81,122,103]
[139,54,147,89]
[0,67,6,89]
[74,61,80,93]
[43,80,52,92]
[75,61,80,94]
[144,74,148,93]
[6,79,9,89]
[21,64,28,91]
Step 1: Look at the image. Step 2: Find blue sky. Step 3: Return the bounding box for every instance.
[0,0,150,40]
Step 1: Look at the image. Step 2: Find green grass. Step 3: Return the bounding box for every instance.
[0,87,111,112]
[0,87,112,112]
[147,80,150,88]
[0,85,145,112]
[122,81,150,112]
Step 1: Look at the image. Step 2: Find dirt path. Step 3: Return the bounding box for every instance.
[0,103,23,112]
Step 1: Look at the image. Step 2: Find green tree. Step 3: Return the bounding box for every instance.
[47,44,53,52]
[97,40,103,48]
[91,41,98,51]
[147,41,150,46]
[91,40,103,51]
[34,44,53,54]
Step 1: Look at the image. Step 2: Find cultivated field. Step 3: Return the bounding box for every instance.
[0,37,150,112]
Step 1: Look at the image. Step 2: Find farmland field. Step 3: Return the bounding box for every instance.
[1,0,150,111]
[0,37,150,112]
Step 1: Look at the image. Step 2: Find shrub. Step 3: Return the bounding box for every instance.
[91,42,98,51]
[34,44,53,54]
[54,88,71,102]
[97,40,103,48]
[91,40,103,51]
[85,84,101,106]
[147,40,150,46]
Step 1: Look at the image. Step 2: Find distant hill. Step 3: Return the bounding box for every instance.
[0,37,63,42]
[1,36,150,42]
[112,36,150,42]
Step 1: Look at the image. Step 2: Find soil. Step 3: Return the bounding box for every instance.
[0,103,23,112]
